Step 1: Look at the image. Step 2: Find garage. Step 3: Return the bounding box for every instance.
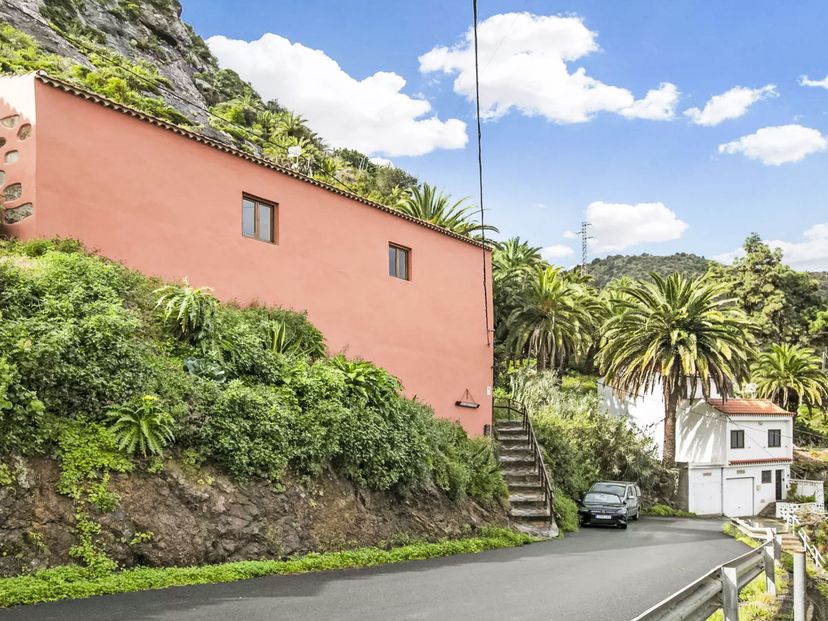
[723,477,754,517]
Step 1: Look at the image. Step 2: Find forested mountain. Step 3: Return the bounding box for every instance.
[584,253,711,288]
[0,0,418,204]
[584,252,828,302]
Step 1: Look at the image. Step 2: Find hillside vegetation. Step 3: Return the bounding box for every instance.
[0,239,505,578]
[585,252,710,288]
[0,1,418,205]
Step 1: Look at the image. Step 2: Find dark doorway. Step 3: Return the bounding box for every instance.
[775,470,784,501]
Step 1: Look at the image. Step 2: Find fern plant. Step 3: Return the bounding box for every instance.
[154,278,218,345]
[107,395,175,457]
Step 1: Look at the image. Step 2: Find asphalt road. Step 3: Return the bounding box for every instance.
[1,518,747,621]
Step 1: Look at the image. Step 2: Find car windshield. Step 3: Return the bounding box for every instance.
[590,483,625,497]
[584,492,622,505]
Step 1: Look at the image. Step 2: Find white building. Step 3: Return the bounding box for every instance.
[598,380,794,517]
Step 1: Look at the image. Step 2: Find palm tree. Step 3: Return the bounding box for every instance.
[492,238,543,351]
[751,343,828,410]
[596,273,754,466]
[396,183,499,237]
[506,265,596,371]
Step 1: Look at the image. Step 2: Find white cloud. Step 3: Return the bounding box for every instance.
[542,245,575,260]
[620,83,681,120]
[714,223,828,270]
[684,84,777,126]
[369,157,394,167]
[799,75,828,90]
[419,13,679,124]
[718,124,828,165]
[586,201,688,252]
[562,230,578,240]
[207,33,468,157]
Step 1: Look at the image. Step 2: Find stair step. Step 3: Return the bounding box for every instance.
[510,506,551,519]
[496,425,526,434]
[506,482,545,492]
[497,449,535,463]
[497,442,533,455]
[497,453,535,466]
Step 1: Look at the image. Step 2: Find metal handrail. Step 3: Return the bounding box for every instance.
[786,511,825,568]
[492,398,555,513]
[632,526,779,621]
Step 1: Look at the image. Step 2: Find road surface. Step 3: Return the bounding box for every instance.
[0,518,747,621]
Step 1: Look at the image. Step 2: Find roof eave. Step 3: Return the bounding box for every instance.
[31,71,491,251]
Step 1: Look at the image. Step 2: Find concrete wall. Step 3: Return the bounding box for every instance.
[598,379,724,460]
[0,75,495,434]
[0,74,37,237]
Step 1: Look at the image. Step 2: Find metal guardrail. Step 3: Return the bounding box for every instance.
[631,524,779,621]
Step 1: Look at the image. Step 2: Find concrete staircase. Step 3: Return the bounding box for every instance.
[494,418,558,538]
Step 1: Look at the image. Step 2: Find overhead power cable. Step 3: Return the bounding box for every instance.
[472,0,492,347]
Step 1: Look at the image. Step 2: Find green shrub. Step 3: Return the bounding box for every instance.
[335,398,432,491]
[644,504,695,517]
[553,488,580,533]
[526,372,670,500]
[0,249,152,429]
[196,381,294,481]
[429,419,505,501]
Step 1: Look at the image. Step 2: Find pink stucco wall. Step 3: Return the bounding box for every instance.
[0,74,494,434]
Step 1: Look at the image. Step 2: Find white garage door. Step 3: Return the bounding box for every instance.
[724,478,754,517]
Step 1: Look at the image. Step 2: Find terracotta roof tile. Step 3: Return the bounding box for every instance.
[707,399,794,416]
[729,457,793,465]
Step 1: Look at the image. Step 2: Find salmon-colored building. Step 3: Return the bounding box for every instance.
[0,72,494,434]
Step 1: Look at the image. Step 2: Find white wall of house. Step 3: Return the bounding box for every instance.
[677,401,727,464]
[685,463,790,516]
[598,379,724,460]
[725,416,793,463]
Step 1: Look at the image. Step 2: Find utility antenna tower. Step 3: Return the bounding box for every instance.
[579,221,593,272]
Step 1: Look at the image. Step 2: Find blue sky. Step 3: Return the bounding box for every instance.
[181,1,828,269]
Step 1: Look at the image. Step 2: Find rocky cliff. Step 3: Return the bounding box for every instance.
[1,0,217,126]
[0,456,505,577]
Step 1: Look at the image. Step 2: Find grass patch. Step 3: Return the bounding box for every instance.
[0,528,536,607]
[643,504,696,518]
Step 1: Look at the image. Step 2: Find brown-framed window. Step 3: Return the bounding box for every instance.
[768,429,781,448]
[242,195,276,243]
[389,243,410,280]
[761,470,772,484]
[730,429,745,449]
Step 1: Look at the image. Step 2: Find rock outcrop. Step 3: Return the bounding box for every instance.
[0,456,506,577]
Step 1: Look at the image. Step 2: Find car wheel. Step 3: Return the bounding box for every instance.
[631,510,639,521]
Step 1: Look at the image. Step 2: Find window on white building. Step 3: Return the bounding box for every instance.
[768,429,781,448]
[761,470,771,483]
[730,429,745,449]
